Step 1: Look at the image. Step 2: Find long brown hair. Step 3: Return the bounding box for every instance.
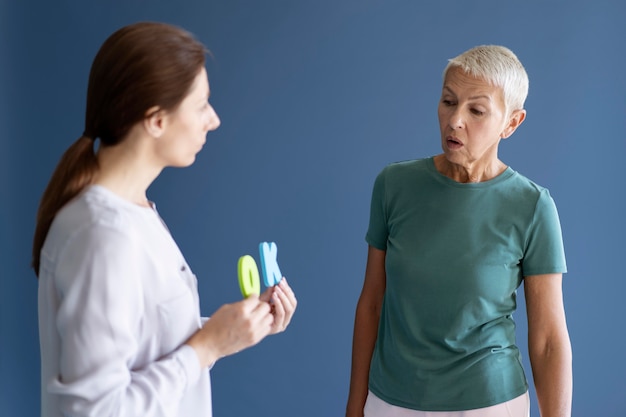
[32,22,207,276]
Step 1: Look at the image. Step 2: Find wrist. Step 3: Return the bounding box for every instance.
[186,330,221,368]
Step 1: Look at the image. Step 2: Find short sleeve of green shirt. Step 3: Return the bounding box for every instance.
[522,188,567,276]
[366,167,390,251]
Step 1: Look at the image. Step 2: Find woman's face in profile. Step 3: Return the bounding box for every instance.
[437,67,510,169]
[154,67,221,168]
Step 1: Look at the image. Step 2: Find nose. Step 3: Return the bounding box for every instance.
[448,108,464,130]
[205,104,221,132]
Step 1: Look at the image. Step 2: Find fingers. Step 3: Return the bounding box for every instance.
[200,297,273,360]
[187,280,298,368]
[193,278,297,366]
[269,278,297,334]
[237,296,273,339]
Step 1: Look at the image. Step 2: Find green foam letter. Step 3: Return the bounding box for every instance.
[238,255,261,297]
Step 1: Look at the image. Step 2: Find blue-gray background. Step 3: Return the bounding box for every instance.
[2,0,625,416]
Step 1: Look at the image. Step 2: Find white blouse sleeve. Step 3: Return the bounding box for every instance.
[46,224,202,417]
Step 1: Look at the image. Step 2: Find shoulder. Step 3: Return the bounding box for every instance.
[40,187,155,293]
[503,171,563,239]
[381,158,429,175]
[506,169,548,193]
[374,158,431,186]
[502,169,556,206]
[42,186,146,262]
[60,185,136,227]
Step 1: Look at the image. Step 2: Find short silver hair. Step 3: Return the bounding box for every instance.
[443,45,529,113]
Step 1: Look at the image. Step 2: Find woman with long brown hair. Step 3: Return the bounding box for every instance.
[33,22,297,417]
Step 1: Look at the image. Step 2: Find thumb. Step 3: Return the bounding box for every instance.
[259,287,274,303]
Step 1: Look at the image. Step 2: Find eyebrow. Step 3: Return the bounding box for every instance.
[442,86,492,102]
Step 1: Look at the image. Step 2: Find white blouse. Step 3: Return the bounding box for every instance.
[38,185,212,417]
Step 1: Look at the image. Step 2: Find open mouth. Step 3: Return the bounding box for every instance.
[447,137,463,148]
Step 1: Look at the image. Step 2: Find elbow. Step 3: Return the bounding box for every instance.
[529,333,572,365]
[356,293,383,318]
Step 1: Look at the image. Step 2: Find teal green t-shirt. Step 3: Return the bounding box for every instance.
[366,157,567,411]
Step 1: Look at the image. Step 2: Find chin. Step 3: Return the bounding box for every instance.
[184,156,197,167]
[441,148,456,160]
[441,151,466,167]
[171,156,197,168]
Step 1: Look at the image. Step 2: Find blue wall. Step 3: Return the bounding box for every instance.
[2,1,625,416]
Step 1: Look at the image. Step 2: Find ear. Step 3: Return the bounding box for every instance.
[143,106,166,138]
[501,109,526,139]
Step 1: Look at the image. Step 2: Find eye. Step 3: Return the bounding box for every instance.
[471,108,485,116]
[441,99,455,107]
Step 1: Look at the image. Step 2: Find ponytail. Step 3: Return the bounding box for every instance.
[32,136,98,276]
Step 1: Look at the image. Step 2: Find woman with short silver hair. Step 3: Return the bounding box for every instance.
[347,45,572,417]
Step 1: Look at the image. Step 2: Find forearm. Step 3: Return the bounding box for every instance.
[186,329,222,368]
[346,299,380,417]
[49,344,202,417]
[530,339,573,417]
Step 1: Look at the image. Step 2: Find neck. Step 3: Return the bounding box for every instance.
[433,155,507,183]
[93,137,162,207]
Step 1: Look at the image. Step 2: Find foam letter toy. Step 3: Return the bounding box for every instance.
[238,255,261,297]
[259,241,282,287]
